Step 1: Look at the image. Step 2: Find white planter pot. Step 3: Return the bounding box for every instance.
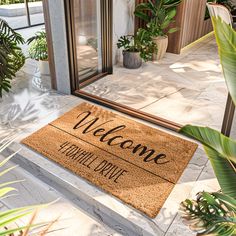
[152,35,168,61]
[39,60,50,75]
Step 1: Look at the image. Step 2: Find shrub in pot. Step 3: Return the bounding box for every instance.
[27,31,49,75]
[134,0,182,60]
[117,28,157,69]
[0,18,25,97]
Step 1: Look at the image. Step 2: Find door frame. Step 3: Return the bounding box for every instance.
[64,0,113,92]
[42,0,57,90]
[62,0,234,135]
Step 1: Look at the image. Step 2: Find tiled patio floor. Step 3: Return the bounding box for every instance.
[0,27,235,235]
[83,33,228,130]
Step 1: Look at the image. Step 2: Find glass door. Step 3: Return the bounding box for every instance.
[73,0,102,82]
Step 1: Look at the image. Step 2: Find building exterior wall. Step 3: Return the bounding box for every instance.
[47,0,71,94]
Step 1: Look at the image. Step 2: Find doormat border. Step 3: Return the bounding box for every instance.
[21,102,198,218]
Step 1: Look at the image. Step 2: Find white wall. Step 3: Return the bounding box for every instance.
[47,0,71,94]
[113,0,135,64]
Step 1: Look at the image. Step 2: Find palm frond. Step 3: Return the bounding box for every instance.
[212,17,236,105]
[0,18,25,97]
[180,192,236,236]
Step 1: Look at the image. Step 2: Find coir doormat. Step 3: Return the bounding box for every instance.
[22,102,198,218]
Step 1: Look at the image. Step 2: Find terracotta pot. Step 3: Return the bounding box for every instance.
[123,51,142,69]
[39,60,50,75]
[152,35,168,60]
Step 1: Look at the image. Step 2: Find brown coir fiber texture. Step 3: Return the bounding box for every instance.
[22,102,197,218]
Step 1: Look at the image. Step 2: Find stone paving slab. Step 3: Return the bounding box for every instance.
[0,152,120,236]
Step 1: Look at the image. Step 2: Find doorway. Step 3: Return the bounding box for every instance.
[65,0,113,91]
[65,0,235,135]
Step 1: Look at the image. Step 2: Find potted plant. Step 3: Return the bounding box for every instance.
[117,28,157,69]
[27,31,49,75]
[0,18,25,98]
[134,0,182,60]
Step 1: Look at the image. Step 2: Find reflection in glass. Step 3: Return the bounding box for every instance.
[28,0,44,26]
[73,0,102,82]
[0,1,28,29]
[0,0,44,29]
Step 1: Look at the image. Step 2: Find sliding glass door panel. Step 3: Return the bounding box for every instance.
[73,0,102,82]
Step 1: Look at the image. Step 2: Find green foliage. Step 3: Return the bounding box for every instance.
[0,18,25,98]
[134,0,182,37]
[117,28,157,61]
[180,192,236,236]
[27,31,48,61]
[180,125,236,198]
[179,17,236,236]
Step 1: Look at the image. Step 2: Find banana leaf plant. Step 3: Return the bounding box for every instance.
[179,17,236,236]
[0,19,25,98]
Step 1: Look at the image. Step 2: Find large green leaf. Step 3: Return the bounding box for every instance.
[180,125,236,164]
[134,3,153,22]
[180,192,236,236]
[179,18,236,198]
[212,17,236,106]
[179,14,236,236]
[163,0,182,9]
[180,125,236,198]
[0,18,25,97]
[205,146,236,198]
[166,8,177,20]
[134,11,150,22]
